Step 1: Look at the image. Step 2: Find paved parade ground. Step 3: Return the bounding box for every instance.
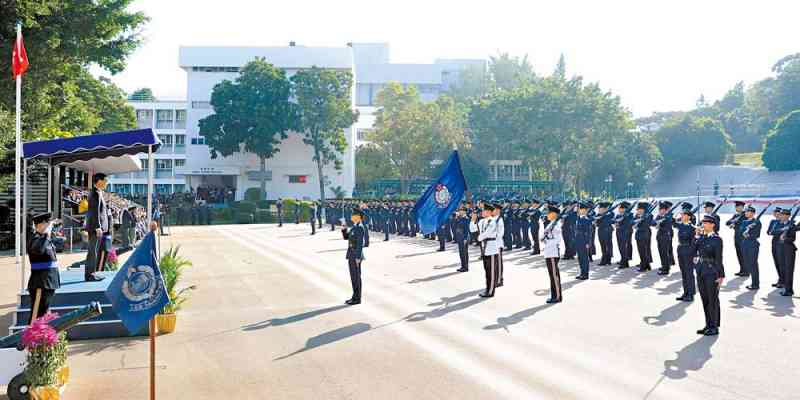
[2,218,798,400]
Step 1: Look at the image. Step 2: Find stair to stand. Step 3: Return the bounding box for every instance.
[10,269,148,340]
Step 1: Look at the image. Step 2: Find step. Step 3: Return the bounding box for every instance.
[15,303,120,326]
[9,319,148,340]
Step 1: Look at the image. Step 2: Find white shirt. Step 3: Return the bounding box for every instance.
[495,215,505,243]
[541,220,563,258]
[477,216,500,256]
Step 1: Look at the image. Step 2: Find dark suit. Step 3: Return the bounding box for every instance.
[85,187,109,280]
[453,216,470,270]
[27,231,61,322]
[343,224,365,302]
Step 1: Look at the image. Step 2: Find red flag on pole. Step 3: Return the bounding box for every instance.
[12,29,29,78]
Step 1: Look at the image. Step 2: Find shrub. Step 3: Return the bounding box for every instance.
[244,187,262,202]
[255,209,275,223]
[256,200,271,209]
[235,201,257,214]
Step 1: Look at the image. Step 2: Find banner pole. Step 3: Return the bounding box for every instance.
[147,145,156,400]
[150,318,156,400]
[15,26,22,292]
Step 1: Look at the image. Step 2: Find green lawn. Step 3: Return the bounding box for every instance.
[733,152,763,167]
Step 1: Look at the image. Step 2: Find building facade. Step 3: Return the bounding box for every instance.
[112,43,486,200]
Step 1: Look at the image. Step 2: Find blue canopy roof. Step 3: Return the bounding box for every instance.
[23,129,161,164]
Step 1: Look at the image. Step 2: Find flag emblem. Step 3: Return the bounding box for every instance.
[434,184,451,208]
[122,264,159,304]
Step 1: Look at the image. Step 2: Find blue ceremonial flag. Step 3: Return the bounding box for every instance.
[105,232,169,334]
[414,150,467,235]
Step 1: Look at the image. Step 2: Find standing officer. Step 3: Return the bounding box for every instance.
[317,201,323,229]
[437,220,448,252]
[501,201,513,252]
[594,201,615,266]
[472,205,499,298]
[529,199,542,255]
[727,200,747,276]
[360,202,370,247]
[309,201,317,235]
[653,201,676,275]
[277,198,283,227]
[294,199,301,224]
[454,207,470,272]
[701,201,721,232]
[633,201,654,272]
[541,204,563,304]
[575,202,592,280]
[27,213,62,322]
[614,201,633,269]
[695,215,724,336]
[741,205,762,290]
[85,173,109,282]
[342,209,366,305]
[767,207,785,288]
[492,204,506,287]
[562,201,578,260]
[778,208,797,296]
[674,209,697,302]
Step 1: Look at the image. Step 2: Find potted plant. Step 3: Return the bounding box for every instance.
[21,313,69,400]
[157,245,195,334]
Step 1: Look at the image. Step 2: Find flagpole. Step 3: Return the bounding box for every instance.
[15,22,23,293]
[147,145,156,400]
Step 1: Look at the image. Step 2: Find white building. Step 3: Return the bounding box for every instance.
[109,100,188,195]
[112,43,485,200]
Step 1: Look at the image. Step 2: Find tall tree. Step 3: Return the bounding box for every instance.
[655,115,733,170]
[762,110,800,171]
[128,87,156,102]
[199,58,296,200]
[355,144,398,189]
[489,52,536,90]
[291,67,359,201]
[369,83,469,193]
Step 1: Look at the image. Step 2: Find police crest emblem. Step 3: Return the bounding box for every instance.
[434,184,451,208]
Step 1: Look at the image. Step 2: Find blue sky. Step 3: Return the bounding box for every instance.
[98,0,800,117]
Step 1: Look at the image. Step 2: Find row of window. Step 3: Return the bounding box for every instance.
[488,164,530,181]
[109,183,186,195]
[138,159,186,169]
[136,109,187,130]
[192,66,240,73]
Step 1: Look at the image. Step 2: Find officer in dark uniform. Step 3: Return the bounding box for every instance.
[614,201,633,269]
[726,200,747,276]
[653,201,676,275]
[294,199,301,224]
[674,209,697,302]
[575,202,592,280]
[562,201,578,260]
[741,205,762,290]
[309,202,317,235]
[317,201,323,229]
[342,208,366,305]
[85,173,109,282]
[594,201,615,266]
[777,208,797,296]
[27,212,62,323]
[767,207,785,288]
[502,201,513,251]
[633,201,654,272]
[695,215,724,336]
[529,199,542,255]
[277,198,283,227]
[701,201,721,232]
[454,207,470,272]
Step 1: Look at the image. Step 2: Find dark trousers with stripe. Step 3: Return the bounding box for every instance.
[456,240,469,270]
[677,245,696,298]
[697,267,721,329]
[482,254,499,296]
[772,241,784,284]
[742,241,760,287]
[86,232,108,280]
[348,258,362,301]
[782,245,796,293]
[546,257,562,301]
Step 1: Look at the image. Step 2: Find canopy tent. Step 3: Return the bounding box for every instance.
[16,128,161,292]
[61,154,141,175]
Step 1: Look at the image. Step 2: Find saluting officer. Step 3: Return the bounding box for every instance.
[454,207,470,272]
[473,205,499,298]
[695,215,724,336]
[342,209,366,305]
[27,213,62,322]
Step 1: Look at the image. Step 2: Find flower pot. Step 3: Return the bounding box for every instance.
[56,366,70,387]
[157,313,177,334]
[30,385,61,400]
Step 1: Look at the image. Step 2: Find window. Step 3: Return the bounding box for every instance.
[156,159,173,170]
[288,175,308,183]
[174,159,186,167]
[175,110,186,129]
[133,184,146,194]
[136,109,153,129]
[175,135,185,145]
[158,135,173,145]
[497,165,513,181]
[190,137,206,145]
[174,184,186,193]
[514,164,529,181]
[140,159,149,170]
[156,109,174,129]
[191,101,211,109]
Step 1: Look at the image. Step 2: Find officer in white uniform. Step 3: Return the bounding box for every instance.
[472,204,499,298]
[541,205,564,304]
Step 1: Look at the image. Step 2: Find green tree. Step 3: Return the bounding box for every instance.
[78,72,136,133]
[129,87,156,102]
[369,84,469,193]
[199,58,296,200]
[489,52,536,90]
[446,64,490,103]
[355,144,398,189]
[762,110,800,171]
[291,67,359,201]
[655,115,733,170]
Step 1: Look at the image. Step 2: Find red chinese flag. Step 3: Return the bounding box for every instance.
[12,30,29,78]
